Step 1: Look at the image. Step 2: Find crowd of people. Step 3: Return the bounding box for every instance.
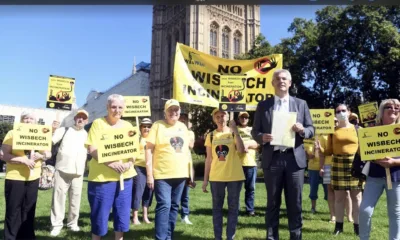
[1,69,399,240]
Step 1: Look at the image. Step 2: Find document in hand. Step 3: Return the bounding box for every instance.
[270,111,297,148]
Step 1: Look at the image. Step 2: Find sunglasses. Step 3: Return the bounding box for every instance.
[141,125,152,128]
[384,106,400,111]
[240,116,249,119]
[335,109,347,114]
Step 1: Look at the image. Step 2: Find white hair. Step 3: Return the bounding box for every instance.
[107,94,125,107]
[20,111,37,123]
[272,69,292,82]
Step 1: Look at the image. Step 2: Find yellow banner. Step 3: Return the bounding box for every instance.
[358,102,378,123]
[123,96,151,117]
[46,75,75,110]
[310,109,335,134]
[219,75,247,112]
[173,43,282,111]
[358,124,400,161]
[12,123,52,151]
[96,127,140,163]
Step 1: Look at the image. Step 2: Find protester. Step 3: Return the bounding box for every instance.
[202,109,245,240]
[237,111,259,216]
[86,94,137,240]
[305,136,327,214]
[52,120,60,135]
[359,99,400,240]
[132,117,153,225]
[324,104,363,236]
[252,69,314,240]
[49,110,89,236]
[349,113,360,127]
[1,111,51,240]
[178,112,196,225]
[145,99,192,240]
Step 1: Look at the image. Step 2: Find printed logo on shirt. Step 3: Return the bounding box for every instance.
[215,145,229,161]
[170,137,184,153]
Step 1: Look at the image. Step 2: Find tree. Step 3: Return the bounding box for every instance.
[0,122,12,143]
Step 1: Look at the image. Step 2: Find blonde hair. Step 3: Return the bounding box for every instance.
[376,99,400,125]
[20,111,37,123]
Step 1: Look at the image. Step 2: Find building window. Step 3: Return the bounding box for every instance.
[38,118,45,125]
[210,22,219,56]
[222,26,230,59]
[0,115,15,124]
[234,31,242,56]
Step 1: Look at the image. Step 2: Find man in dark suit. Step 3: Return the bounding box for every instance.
[252,69,314,240]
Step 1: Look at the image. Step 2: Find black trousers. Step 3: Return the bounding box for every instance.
[263,151,304,240]
[4,179,39,240]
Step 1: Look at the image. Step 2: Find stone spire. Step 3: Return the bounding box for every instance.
[132,56,137,75]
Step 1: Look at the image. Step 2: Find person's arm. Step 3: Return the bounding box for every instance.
[202,146,212,193]
[230,121,245,153]
[1,144,35,168]
[323,134,333,156]
[145,142,155,190]
[246,140,259,150]
[251,102,265,145]
[301,101,314,139]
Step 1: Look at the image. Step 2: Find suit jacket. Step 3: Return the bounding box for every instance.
[251,96,314,169]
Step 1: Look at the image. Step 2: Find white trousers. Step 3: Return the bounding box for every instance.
[50,170,83,230]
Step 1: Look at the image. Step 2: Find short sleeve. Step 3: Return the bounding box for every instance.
[52,127,65,144]
[204,131,212,147]
[2,130,13,146]
[85,120,99,148]
[189,131,195,143]
[146,121,159,145]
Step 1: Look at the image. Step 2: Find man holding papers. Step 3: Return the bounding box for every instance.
[252,69,314,240]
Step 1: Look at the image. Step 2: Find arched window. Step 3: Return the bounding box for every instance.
[210,22,219,56]
[233,31,242,56]
[222,26,230,59]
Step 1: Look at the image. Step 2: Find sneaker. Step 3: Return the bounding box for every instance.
[311,208,316,214]
[181,216,193,225]
[50,228,62,236]
[248,212,256,216]
[69,226,80,232]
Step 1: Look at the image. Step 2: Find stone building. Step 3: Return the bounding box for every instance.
[150,5,261,119]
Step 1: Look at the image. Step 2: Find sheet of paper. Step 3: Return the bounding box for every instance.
[270,110,297,148]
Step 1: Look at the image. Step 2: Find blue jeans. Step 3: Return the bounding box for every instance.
[210,181,243,240]
[359,177,400,240]
[154,178,186,240]
[308,170,327,201]
[243,166,257,213]
[132,166,153,210]
[180,185,189,218]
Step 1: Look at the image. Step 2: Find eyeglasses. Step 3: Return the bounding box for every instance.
[384,106,399,111]
[335,109,347,114]
[240,116,249,119]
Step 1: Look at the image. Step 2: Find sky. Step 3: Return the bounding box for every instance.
[0,5,323,109]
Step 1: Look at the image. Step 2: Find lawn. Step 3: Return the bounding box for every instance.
[0,178,390,240]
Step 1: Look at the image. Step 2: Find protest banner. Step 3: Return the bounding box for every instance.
[358,102,378,127]
[173,42,282,111]
[12,123,52,151]
[123,96,151,117]
[358,124,400,161]
[219,75,247,112]
[310,109,335,134]
[96,127,140,164]
[46,75,75,110]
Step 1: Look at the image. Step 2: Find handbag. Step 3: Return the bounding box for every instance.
[351,152,367,181]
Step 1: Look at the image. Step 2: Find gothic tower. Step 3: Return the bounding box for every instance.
[150,5,261,119]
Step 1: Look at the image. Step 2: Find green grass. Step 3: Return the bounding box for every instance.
[0,178,390,240]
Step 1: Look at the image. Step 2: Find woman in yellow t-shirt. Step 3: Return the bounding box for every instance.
[1,111,51,240]
[86,94,137,240]
[202,109,245,240]
[145,99,192,240]
[132,117,153,225]
[237,111,259,216]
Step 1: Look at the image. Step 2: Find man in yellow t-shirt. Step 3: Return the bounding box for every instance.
[237,112,259,216]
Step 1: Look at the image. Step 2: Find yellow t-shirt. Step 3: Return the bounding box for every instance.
[2,130,43,181]
[305,135,333,170]
[305,137,319,171]
[238,126,257,167]
[205,130,245,182]
[319,134,332,165]
[146,120,191,180]
[135,136,147,168]
[86,118,137,182]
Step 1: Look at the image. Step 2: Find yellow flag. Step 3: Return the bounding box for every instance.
[173,43,282,111]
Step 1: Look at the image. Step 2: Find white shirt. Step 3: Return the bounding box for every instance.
[53,126,88,176]
[274,95,290,150]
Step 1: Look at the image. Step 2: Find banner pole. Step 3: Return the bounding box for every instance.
[386,168,392,190]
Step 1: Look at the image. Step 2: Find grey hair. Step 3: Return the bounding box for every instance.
[272,69,292,82]
[20,111,37,123]
[107,94,125,107]
[376,99,400,125]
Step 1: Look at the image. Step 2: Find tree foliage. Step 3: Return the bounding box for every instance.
[0,122,13,143]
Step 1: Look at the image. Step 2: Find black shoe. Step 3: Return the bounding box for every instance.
[333,222,343,235]
[354,223,359,236]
